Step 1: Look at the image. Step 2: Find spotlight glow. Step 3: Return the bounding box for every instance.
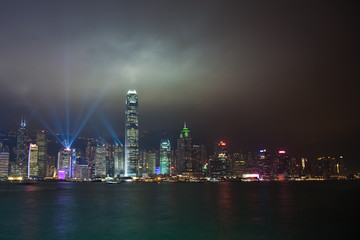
[99,114,123,146]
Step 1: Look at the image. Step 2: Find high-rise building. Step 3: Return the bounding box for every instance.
[105,143,115,177]
[57,148,73,179]
[192,144,207,173]
[70,149,77,178]
[231,152,246,177]
[85,141,96,179]
[95,145,106,178]
[46,155,57,178]
[143,151,157,175]
[28,144,39,179]
[274,150,290,178]
[177,123,192,173]
[74,164,88,179]
[210,141,229,177]
[300,157,309,177]
[160,139,171,174]
[125,89,139,177]
[257,149,272,179]
[36,130,47,178]
[114,144,125,177]
[314,156,344,179]
[0,147,10,179]
[16,118,28,178]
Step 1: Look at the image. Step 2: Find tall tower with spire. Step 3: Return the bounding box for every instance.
[125,89,139,177]
[16,117,28,178]
[177,122,193,173]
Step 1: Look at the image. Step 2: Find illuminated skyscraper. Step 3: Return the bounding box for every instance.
[70,149,77,178]
[86,141,96,179]
[210,141,229,177]
[95,145,106,178]
[57,148,73,179]
[160,139,171,174]
[105,143,115,177]
[257,149,272,179]
[231,152,246,177]
[0,144,10,179]
[143,151,156,175]
[192,144,207,173]
[28,144,39,179]
[36,130,47,178]
[114,144,125,177]
[16,118,28,178]
[125,89,139,177]
[177,123,192,173]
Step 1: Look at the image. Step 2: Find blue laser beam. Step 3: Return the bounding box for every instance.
[67,80,113,147]
[98,114,123,146]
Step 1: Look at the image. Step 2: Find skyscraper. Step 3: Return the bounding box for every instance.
[16,118,28,178]
[85,141,96,179]
[160,139,171,174]
[257,149,272,179]
[192,144,207,173]
[0,143,10,179]
[70,149,77,178]
[210,141,229,177]
[177,123,192,173]
[57,148,73,179]
[28,144,39,179]
[95,145,106,178]
[144,151,157,175]
[105,143,115,177]
[36,130,47,178]
[125,89,139,177]
[230,152,246,177]
[114,144,125,177]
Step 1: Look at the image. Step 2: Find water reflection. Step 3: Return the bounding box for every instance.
[20,186,41,239]
[276,182,294,223]
[53,186,76,239]
[218,182,234,223]
[249,183,262,223]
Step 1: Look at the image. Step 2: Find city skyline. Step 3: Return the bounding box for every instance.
[0,0,358,168]
[0,107,352,180]
[0,90,356,173]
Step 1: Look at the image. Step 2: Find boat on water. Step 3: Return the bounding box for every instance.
[106,180,122,184]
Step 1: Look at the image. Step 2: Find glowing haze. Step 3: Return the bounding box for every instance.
[0,1,358,165]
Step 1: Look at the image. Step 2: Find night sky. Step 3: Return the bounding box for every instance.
[0,1,359,166]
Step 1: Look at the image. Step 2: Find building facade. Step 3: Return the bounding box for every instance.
[125,89,139,177]
[95,145,106,178]
[210,141,229,177]
[36,130,47,178]
[57,148,73,179]
[177,123,192,173]
[0,151,10,179]
[16,118,28,178]
[28,143,39,179]
[114,144,125,177]
[160,139,171,174]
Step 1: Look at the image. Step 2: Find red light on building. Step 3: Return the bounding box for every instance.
[219,141,226,146]
[279,151,286,154]
[41,130,45,133]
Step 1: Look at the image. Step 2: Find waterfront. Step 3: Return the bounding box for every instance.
[0,181,359,240]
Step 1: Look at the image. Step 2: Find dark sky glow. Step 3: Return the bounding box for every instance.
[0,1,359,165]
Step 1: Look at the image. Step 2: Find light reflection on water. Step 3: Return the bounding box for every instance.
[53,191,76,239]
[0,182,359,240]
